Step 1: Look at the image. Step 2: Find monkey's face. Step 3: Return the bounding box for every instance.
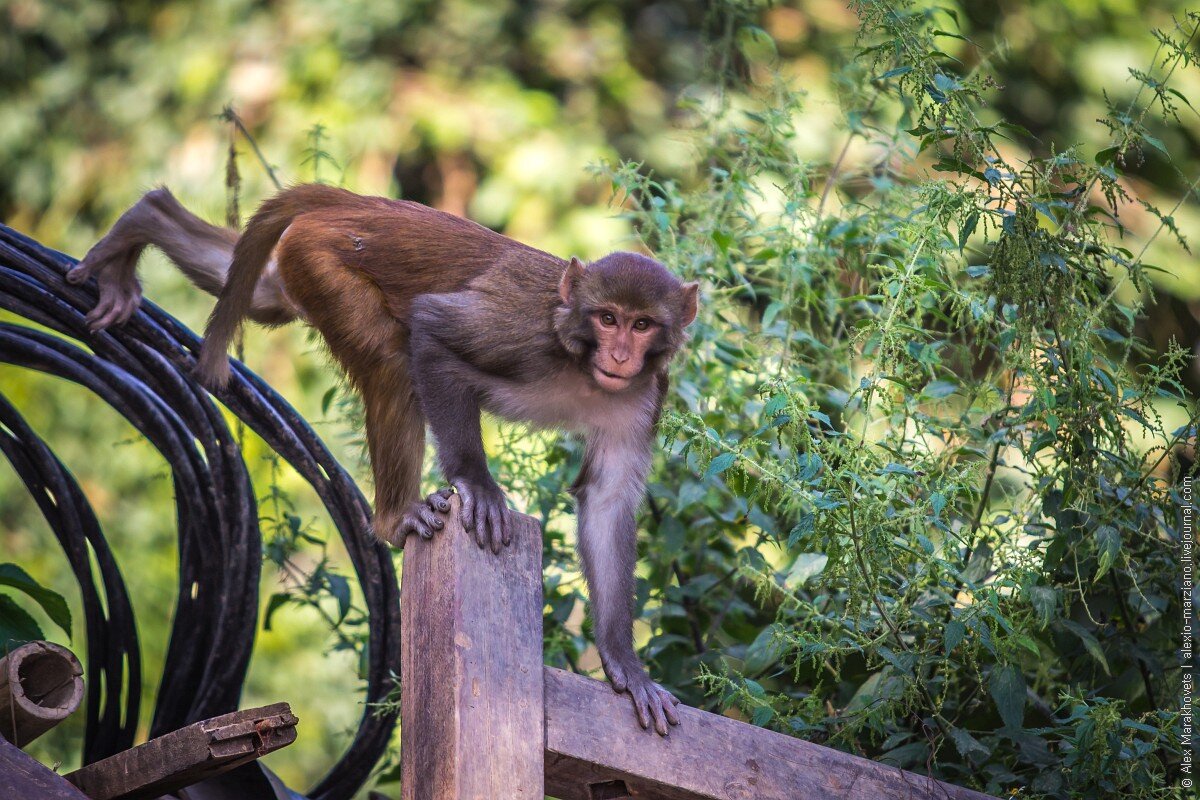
[555,252,700,391]
[588,307,661,392]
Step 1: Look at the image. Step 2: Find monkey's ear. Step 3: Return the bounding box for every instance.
[558,256,586,304]
[680,281,699,327]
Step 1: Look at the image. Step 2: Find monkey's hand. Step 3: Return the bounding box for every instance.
[450,477,510,554]
[603,656,681,736]
[388,488,455,548]
[68,239,144,332]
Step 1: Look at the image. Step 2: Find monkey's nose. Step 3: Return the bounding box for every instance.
[612,352,629,364]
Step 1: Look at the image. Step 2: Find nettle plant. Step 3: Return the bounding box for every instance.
[558,3,1194,799]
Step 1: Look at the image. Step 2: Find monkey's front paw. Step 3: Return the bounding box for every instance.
[393,487,455,545]
[449,479,510,554]
[604,659,681,737]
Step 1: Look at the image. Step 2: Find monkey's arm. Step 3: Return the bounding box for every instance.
[409,293,511,553]
[573,427,681,736]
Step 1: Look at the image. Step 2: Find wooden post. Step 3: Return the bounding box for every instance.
[0,640,84,748]
[542,668,996,800]
[401,496,544,800]
[1,736,92,800]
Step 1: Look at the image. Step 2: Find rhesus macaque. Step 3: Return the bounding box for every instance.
[72,184,697,735]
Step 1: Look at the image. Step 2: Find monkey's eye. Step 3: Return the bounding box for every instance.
[633,318,652,331]
[600,312,617,327]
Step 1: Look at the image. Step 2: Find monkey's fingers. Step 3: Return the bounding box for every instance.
[485,505,506,554]
[426,487,453,514]
[656,686,682,727]
[414,505,444,537]
[86,294,125,332]
[647,693,671,736]
[628,684,652,731]
[451,481,486,547]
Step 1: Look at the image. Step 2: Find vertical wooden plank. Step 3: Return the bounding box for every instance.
[401,495,544,800]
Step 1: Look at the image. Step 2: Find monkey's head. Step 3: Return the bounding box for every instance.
[555,253,699,393]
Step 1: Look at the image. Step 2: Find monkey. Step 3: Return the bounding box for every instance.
[70,184,698,736]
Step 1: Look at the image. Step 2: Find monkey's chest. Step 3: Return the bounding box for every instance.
[479,371,633,432]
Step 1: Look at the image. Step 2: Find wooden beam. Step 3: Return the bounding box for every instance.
[0,640,84,748]
[543,668,996,800]
[401,497,545,800]
[64,703,297,800]
[0,736,92,800]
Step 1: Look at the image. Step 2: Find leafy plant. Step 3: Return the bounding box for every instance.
[0,563,72,651]
[537,3,1195,798]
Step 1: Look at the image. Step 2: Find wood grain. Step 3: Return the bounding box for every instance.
[401,496,544,800]
[64,703,297,800]
[0,735,92,800]
[543,668,996,800]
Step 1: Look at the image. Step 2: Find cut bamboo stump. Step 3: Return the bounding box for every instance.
[0,640,84,748]
[400,495,545,800]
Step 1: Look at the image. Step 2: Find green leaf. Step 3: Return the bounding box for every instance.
[761,301,785,329]
[744,624,783,674]
[1092,525,1121,581]
[1140,133,1168,156]
[958,212,978,251]
[327,574,352,622]
[0,564,71,639]
[962,543,993,584]
[785,553,828,588]
[948,725,989,759]
[923,380,958,399]
[787,511,815,548]
[0,595,44,650]
[944,620,966,654]
[874,65,913,81]
[1027,585,1058,627]
[704,452,737,479]
[1061,620,1111,675]
[989,664,1026,729]
[263,593,291,632]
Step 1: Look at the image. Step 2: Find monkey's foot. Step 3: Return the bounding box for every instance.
[67,242,143,331]
[604,659,681,736]
[379,488,454,548]
[449,478,511,554]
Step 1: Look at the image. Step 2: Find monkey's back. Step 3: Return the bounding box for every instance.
[275,187,566,323]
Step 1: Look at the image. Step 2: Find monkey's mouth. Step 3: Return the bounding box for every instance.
[593,366,634,392]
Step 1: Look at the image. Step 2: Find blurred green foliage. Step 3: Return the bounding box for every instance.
[1,0,1197,797]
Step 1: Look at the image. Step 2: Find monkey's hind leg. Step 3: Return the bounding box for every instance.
[275,238,445,547]
[70,188,296,331]
[69,188,232,329]
[360,362,449,547]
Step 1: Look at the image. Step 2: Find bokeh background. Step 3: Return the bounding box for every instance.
[2,0,1197,796]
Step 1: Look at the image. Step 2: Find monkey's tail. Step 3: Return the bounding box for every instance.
[195,184,342,387]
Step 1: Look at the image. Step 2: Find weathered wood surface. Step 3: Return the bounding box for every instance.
[64,702,298,800]
[401,496,545,800]
[0,735,93,800]
[0,640,84,748]
[543,667,995,800]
